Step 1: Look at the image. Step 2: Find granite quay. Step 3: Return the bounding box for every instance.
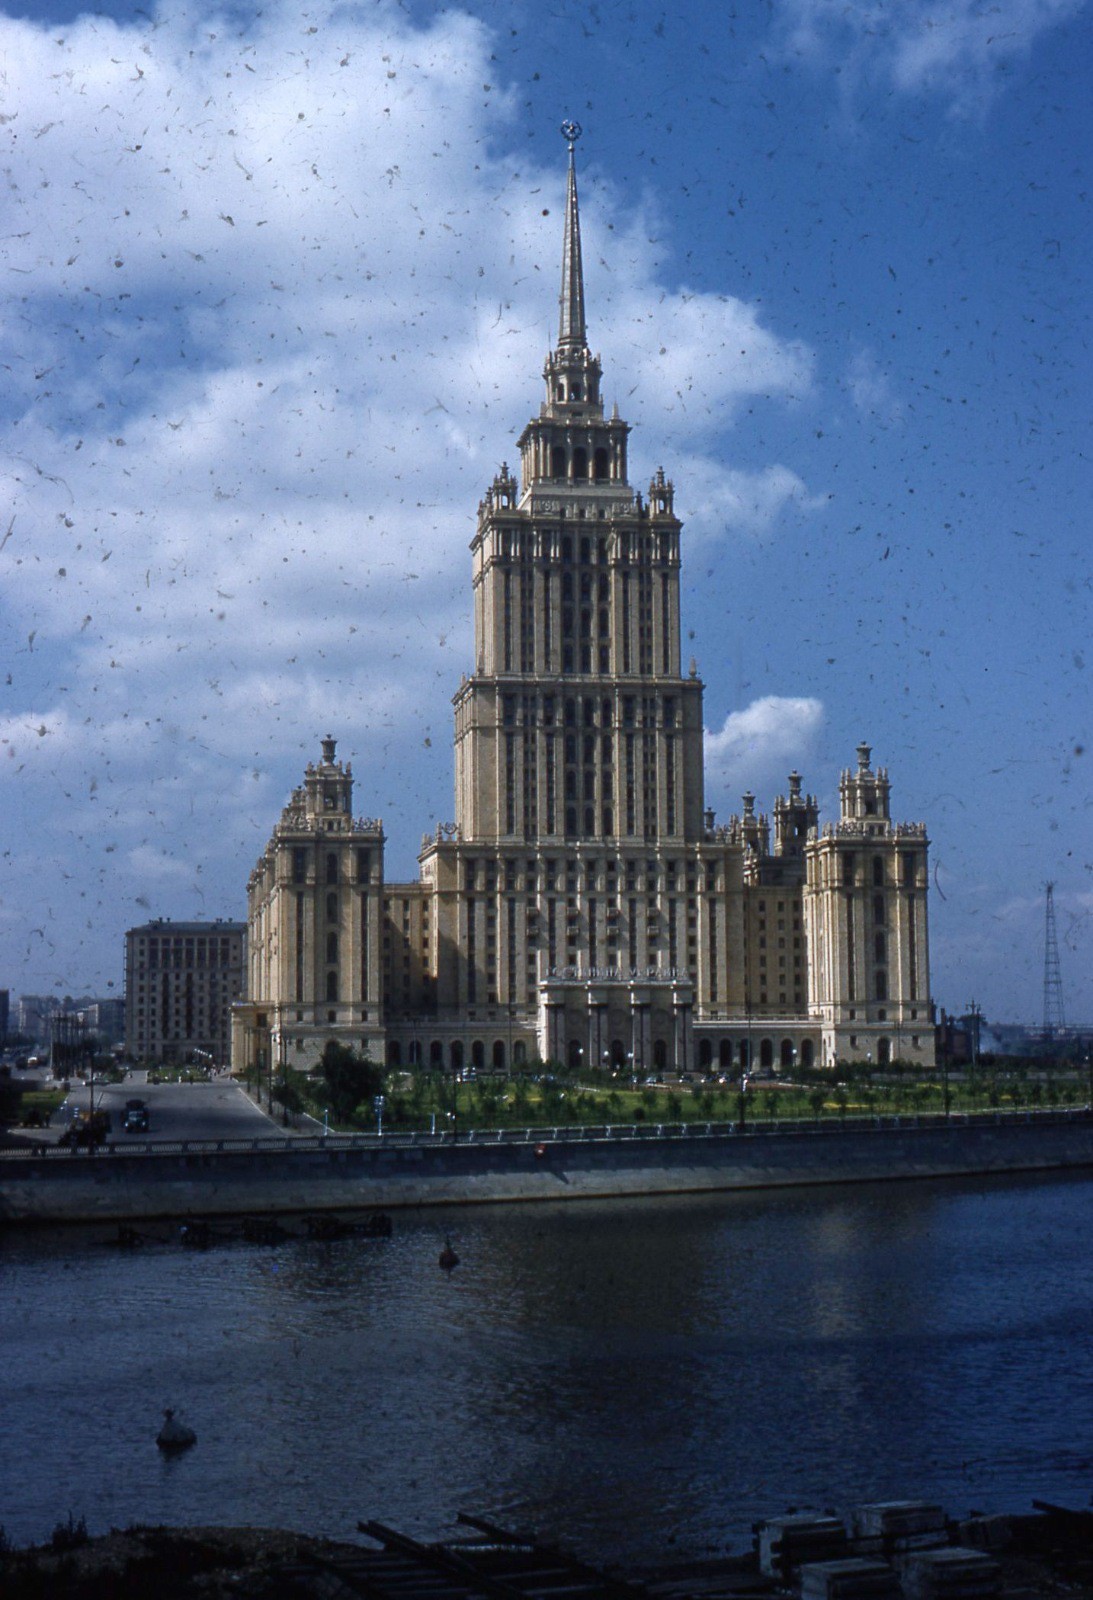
[2,1108,1091,1225]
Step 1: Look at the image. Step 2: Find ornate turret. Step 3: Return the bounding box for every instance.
[774,770,820,858]
[839,741,891,826]
[301,735,353,826]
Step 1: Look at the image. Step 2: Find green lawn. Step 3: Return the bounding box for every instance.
[268,1066,1088,1135]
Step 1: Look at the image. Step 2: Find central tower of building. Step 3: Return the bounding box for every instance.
[421,126,710,1070]
[454,129,702,847]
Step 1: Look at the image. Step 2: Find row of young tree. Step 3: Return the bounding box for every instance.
[256,1042,1091,1133]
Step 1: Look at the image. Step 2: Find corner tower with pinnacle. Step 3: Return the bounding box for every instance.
[234,129,934,1081]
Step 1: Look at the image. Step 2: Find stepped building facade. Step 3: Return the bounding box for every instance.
[232,136,934,1083]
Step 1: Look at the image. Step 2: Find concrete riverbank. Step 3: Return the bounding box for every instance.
[2,1112,1092,1224]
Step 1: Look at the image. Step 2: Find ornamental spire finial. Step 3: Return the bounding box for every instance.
[558,121,586,352]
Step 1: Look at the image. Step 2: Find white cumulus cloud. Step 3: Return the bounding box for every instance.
[777,0,1086,110]
[705,696,826,805]
[0,0,815,992]
[676,458,829,542]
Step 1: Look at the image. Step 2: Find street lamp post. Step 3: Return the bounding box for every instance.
[968,1000,981,1069]
[271,1028,289,1124]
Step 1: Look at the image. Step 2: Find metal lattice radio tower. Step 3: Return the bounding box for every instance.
[1042,881,1066,1037]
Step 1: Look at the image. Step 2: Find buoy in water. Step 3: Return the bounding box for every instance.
[439,1238,460,1271]
[156,1408,197,1452]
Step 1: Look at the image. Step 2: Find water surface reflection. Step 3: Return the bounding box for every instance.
[1,1173,1091,1561]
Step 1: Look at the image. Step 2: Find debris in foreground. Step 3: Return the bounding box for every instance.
[0,1500,1090,1599]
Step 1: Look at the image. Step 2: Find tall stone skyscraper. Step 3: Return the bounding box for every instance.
[234,131,933,1082]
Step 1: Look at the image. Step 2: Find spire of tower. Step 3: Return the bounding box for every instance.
[558,121,586,352]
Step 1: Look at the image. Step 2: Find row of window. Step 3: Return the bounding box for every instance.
[492,530,676,567]
[500,694,679,729]
[841,852,920,887]
[135,941,239,968]
[291,848,373,885]
[460,854,703,893]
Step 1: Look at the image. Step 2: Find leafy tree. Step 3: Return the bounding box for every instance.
[320,1041,384,1122]
[538,1077,564,1116]
[0,1074,23,1127]
[274,1067,308,1116]
[474,1082,502,1122]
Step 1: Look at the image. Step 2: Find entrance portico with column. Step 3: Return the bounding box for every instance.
[538,970,694,1075]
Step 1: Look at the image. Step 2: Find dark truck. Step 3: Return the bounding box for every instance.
[123,1098,150,1132]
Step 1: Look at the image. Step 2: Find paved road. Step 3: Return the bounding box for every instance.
[54,1074,289,1144]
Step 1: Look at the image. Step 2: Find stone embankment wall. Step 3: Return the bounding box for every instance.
[2,1117,1093,1224]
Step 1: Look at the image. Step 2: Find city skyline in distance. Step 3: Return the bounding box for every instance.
[2,0,1090,1024]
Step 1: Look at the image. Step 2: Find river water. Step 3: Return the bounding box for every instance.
[2,1172,1091,1561]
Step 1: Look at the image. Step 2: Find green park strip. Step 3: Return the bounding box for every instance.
[240,1043,1092,1138]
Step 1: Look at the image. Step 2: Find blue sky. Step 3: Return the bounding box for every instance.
[2,0,1090,1025]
